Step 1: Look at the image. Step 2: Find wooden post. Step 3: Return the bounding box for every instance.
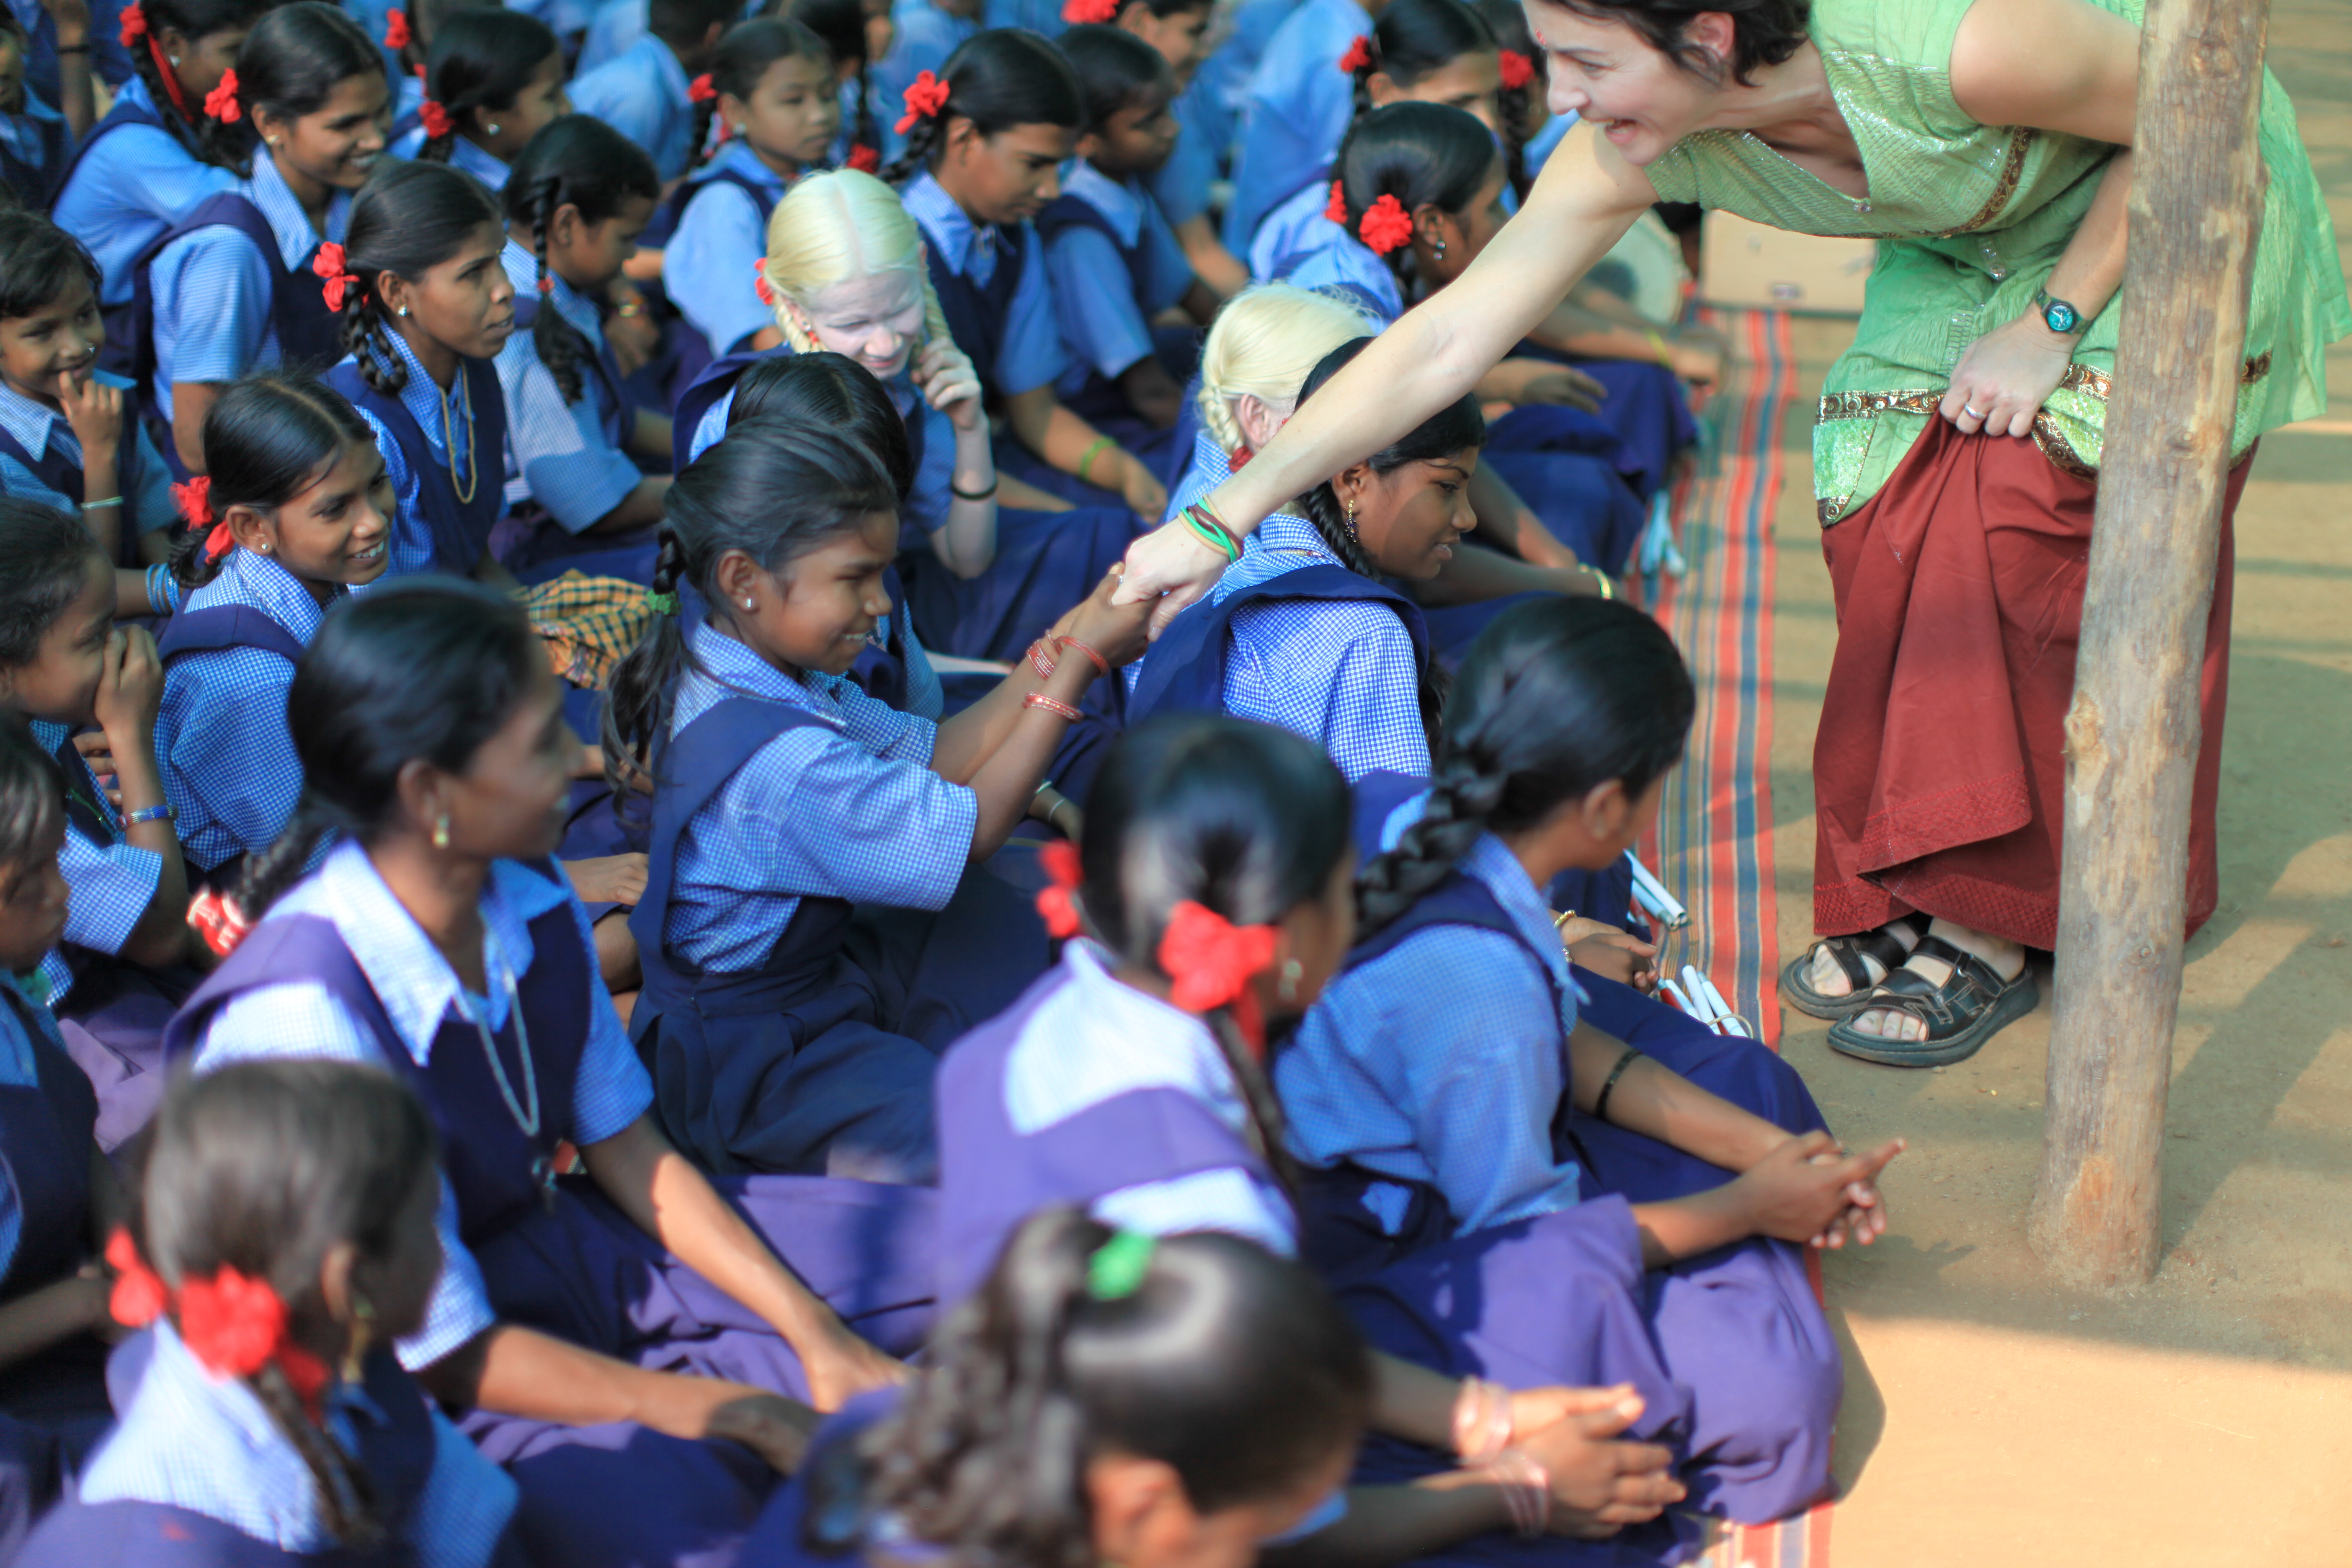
[2027,0,2270,1288]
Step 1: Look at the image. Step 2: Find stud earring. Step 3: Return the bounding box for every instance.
[485,122,500,133]
[741,598,755,611]
[1277,957,1303,1005]
[168,53,180,64]
[397,304,410,317]
[431,813,450,850]
[1433,235,1446,261]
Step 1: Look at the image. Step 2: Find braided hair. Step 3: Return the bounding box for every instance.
[1473,0,1538,199]
[1328,100,1497,300]
[692,17,830,169]
[414,10,561,163]
[333,160,504,397]
[125,1061,441,1547]
[1355,595,1695,935]
[501,116,660,405]
[1191,283,1371,464]
[844,1208,1373,1568]
[170,373,375,591]
[226,4,387,178]
[880,28,1081,186]
[784,0,878,163]
[1291,335,1483,751]
[117,0,270,170]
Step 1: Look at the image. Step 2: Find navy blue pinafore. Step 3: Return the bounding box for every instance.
[0,421,146,568]
[323,358,508,578]
[1030,193,1192,484]
[1124,563,1428,725]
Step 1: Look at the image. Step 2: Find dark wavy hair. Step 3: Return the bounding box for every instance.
[1355,595,1693,935]
[333,159,505,397]
[882,28,1081,186]
[224,3,387,176]
[172,372,377,591]
[1345,0,1494,125]
[415,9,562,163]
[839,1207,1373,1568]
[1544,0,1810,85]
[503,116,662,405]
[693,16,832,169]
[1330,100,1498,299]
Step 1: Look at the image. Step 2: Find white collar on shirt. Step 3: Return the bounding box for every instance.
[1001,940,1252,1135]
[1058,160,1143,248]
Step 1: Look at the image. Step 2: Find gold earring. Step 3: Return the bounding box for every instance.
[1344,496,1359,539]
[1277,957,1303,1004]
[431,813,450,850]
[341,1294,374,1385]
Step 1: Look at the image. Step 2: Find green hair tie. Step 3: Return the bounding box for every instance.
[1087,1230,1157,1301]
[644,590,680,615]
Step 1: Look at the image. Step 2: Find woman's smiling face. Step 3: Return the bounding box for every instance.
[1522,0,1725,165]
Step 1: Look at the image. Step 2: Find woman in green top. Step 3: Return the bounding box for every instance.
[1113,0,2347,1067]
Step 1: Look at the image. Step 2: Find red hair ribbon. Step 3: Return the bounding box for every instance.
[688,72,717,103]
[418,97,453,139]
[1337,34,1372,74]
[1323,178,1348,226]
[173,475,236,563]
[106,1228,168,1329]
[1036,840,1083,939]
[177,1267,333,1415]
[846,143,879,173]
[312,241,361,313]
[1228,442,1253,471]
[1358,192,1413,255]
[1497,48,1534,90]
[121,4,192,118]
[1062,0,1119,21]
[896,70,949,135]
[204,68,241,123]
[536,276,554,294]
[752,261,775,307]
[382,7,411,48]
[1158,901,1279,1054]
[187,887,255,958]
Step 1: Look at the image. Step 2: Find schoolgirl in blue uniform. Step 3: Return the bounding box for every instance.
[321,159,515,581]
[0,499,198,1152]
[663,18,838,360]
[603,415,1150,1178]
[493,116,673,583]
[869,0,971,162]
[885,30,1171,521]
[390,9,570,193]
[1288,598,1902,1527]
[0,214,180,617]
[1040,26,1214,445]
[934,714,1696,1560]
[171,580,931,1568]
[52,0,266,364]
[1089,0,1238,297]
[743,1212,1378,1568]
[0,10,75,211]
[155,374,391,887]
[139,3,386,480]
[19,1059,524,1568]
[786,0,882,173]
[568,0,736,182]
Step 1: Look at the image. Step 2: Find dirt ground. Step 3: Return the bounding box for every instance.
[1764,3,2352,1559]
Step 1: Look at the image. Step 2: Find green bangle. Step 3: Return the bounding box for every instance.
[1180,504,1239,563]
[1077,435,1114,484]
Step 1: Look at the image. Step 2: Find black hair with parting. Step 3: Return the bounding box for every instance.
[1354,594,1694,936]
[1053,25,1172,138]
[0,209,100,322]
[691,17,833,169]
[881,28,1081,186]
[727,350,916,502]
[0,496,103,673]
[1344,0,1495,125]
[415,10,564,163]
[223,3,387,177]
[171,372,379,591]
[831,1205,1374,1568]
[503,116,662,404]
[1329,100,1498,296]
[333,159,506,397]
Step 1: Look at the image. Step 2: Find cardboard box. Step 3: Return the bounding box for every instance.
[1699,211,1875,314]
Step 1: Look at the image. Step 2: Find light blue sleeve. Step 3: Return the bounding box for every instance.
[663,183,774,355]
[1138,196,1194,316]
[1148,87,1220,227]
[995,227,1068,398]
[410,1412,520,1568]
[56,826,161,957]
[148,227,273,415]
[569,61,666,173]
[1044,224,1153,387]
[1222,62,1348,253]
[124,420,177,537]
[158,649,303,865]
[494,322,644,534]
[554,874,657,1145]
[716,725,977,910]
[55,126,239,307]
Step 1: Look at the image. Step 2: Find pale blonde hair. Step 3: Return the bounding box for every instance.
[758,169,954,356]
[1194,284,1378,458]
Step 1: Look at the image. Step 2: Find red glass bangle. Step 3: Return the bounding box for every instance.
[1056,636,1110,678]
[1023,692,1083,722]
[1027,639,1058,678]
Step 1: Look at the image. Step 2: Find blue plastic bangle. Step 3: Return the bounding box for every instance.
[123,803,175,826]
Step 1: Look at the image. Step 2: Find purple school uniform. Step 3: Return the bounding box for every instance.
[322,358,508,578]
[162,862,939,1568]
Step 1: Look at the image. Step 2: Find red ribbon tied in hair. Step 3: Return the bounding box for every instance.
[1228,442,1253,471]
[173,475,236,563]
[896,70,949,135]
[382,7,411,48]
[176,1268,334,1413]
[1158,901,1279,1053]
[117,2,147,43]
[1497,49,1534,90]
[688,72,717,103]
[752,261,776,307]
[312,241,360,313]
[418,97,454,139]
[1358,192,1413,255]
[1062,0,1119,21]
[186,887,255,958]
[1323,178,1348,227]
[105,1228,168,1329]
[846,143,879,173]
[204,68,241,123]
[1337,34,1372,73]
[1035,840,1083,939]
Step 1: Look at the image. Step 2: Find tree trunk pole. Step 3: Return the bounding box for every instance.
[2027,0,2270,1288]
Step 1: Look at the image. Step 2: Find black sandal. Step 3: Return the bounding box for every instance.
[1826,935,2038,1067]
[1779,923,1919,1021]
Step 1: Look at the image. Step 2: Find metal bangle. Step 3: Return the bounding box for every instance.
[949,475,998,500]
[1593,1047,1640,1125]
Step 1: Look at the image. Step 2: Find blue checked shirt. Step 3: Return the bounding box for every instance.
[0,371,177,540]
[998,941,1297,1256]
[1248,177,1337,282]
[663,143,796,355]
[900,172,1068,398]
[1281,804,1587,1237]
[156,548,335,874]
[663,618,973,972]
[190,841,655,1370]
[53,77,240,309]
[569,34,698,182]
[1221,0,1370,253]
[1045,161,1192,398]
[77,1320,517,1568]
[494,240,644,534]
[342,331,487,580]
[27,719,162,1007]
[148,153,351,422]
[0,971,64,1287]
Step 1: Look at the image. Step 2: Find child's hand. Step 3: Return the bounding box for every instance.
[603,284,660,379]
[92,625,163,743]
[1562,919,1658,993]
[72,730,121,805]
[1810,1169,1890,1251]
[916,338,985,433]
[1065,568,1155,670]
[563,854,648,908]
[801,1325,908,1413]
[1727,1131,1904,1246]
[1115,454,1167,522]
[57,368,123,459]
[1506,1386,1683,1534]
[40,0,92,49]
[1490,359,1606,414]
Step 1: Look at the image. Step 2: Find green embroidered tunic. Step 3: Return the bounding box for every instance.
[1641,0,2350,522]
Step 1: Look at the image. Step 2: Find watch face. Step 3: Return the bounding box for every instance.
[2045,299,2079,333]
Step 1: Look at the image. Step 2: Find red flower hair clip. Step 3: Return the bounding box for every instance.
[118,2,147,42]
[1158,901,1279,1053]
[689,72,717,103]
[1323,178,1348,226]
[752,260,775,307]
[846,143,879,173]
[312,241,361,313]
[105,1228,168,1329]
[1498,49,1533,90]
[187,887,255,958]
[1337,34,1372,73]
[1063,0,1119,21]
[1358,192,1413,255]
[203,68,241,123]
[1228,442,1254,471]
[172,475,235,563]
[418,97,453,140]
[1036,840,1083,939]
[382,7,410,48]
[536,276,554,294]
[177,1266,332,1414]
[897,70,950,135]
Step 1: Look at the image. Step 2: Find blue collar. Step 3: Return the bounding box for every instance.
[241,152,351,272]
[901,170,1009,279]
[699,138,794,192]
[676,616,854,735]
[501,237,606,346]
[1059,161,1144,247]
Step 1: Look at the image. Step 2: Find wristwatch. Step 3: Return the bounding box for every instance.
[2033,285,2084,336]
